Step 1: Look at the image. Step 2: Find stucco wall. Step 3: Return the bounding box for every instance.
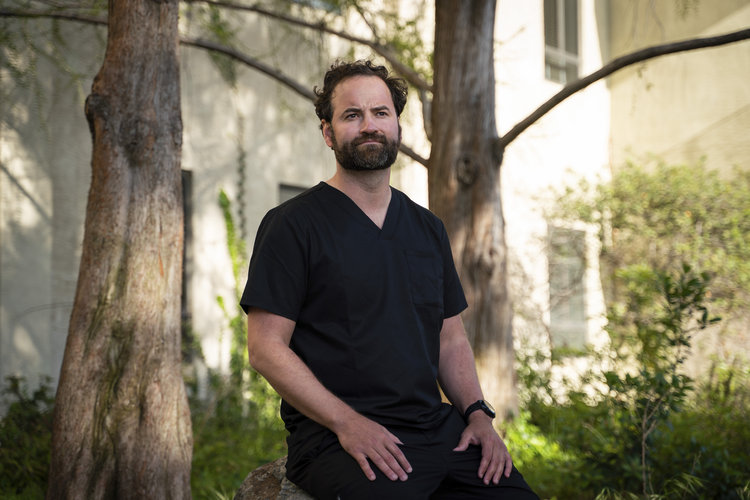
[609,0,750,173]
[1,20,101,392]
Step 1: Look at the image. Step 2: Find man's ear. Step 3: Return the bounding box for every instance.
[322,120,334,148]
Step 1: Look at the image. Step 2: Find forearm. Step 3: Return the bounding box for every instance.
[438,317,513,483]
[437,316,485,414]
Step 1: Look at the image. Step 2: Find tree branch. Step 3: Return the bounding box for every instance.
[497,27,750,150]
[184,0,432,93]
[181,36,316,101]
[0,7,105,25]
[397,142,428,166]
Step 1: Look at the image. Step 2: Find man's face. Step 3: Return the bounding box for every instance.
[323,75,401,171]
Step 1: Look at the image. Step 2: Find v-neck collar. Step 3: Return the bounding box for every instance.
[320,182,400,238]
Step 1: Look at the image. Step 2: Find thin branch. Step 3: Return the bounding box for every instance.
[184,0,432,92]
[0,7,105,25]
[398,142,428,166]
[181,36,316,101]
[497,27,750,150]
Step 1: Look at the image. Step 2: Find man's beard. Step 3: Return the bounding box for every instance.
[331,129,400,171]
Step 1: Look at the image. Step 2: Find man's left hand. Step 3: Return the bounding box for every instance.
[452,413,513,485]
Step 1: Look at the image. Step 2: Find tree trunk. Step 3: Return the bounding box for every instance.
[47,1,192,498]
[430,0,517,419]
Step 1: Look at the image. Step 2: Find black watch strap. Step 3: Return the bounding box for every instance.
[464,400,496,420]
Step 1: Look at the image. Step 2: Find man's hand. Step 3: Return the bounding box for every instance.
[453,413,513,485]
[334,412,413,482]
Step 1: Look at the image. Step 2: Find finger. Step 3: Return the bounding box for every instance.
[477,447,492,481]
[387,442,413,474]
[491,454,504,484]
[489,449,512,484]
[503,453,513,478]
[355,454,377,481]
[369,450,404,481]
[452,433,472,452]
[380,445,412,481]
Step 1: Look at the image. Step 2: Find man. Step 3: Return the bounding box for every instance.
[241,60,537,499]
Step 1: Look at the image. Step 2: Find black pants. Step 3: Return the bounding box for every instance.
[291,408,539,500]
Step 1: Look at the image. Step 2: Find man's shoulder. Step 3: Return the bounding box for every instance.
[392,187,446,232]
[262,182,329,223]
[274,182,327,212]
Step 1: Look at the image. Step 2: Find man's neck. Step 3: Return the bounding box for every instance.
[326,168,392,228]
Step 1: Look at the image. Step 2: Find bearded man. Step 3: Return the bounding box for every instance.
[240,60,538,500]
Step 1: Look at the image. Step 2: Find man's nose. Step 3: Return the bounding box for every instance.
[360,114,378,133]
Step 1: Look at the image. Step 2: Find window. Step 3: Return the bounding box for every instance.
[548,226,587,349]
[544,0,579,84]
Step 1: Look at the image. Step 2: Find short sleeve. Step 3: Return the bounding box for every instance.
[240,206,308,320]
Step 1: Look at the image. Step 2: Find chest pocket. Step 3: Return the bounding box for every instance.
[405,250,443,308]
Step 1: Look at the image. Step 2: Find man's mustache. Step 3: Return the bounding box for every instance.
[353,133,387,146]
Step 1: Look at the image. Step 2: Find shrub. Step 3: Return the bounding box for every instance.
[0,376,54,499]
[517,161,750,499]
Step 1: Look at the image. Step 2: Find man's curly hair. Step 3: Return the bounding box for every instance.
[314,60,408,126]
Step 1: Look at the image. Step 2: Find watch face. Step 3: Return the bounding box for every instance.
[482,400,496,417]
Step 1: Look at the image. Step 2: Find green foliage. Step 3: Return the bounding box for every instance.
[553,161,750,317]
[504,411,588,498]
[599,265,718,495]
[515,161,750,499]
[0,376,54,499]
[517,357,750,499]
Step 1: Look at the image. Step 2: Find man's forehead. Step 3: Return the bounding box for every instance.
[331,75,394,111]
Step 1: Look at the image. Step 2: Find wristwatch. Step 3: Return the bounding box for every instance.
[464,400,496,420]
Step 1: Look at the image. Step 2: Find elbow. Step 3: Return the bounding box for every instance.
[247,338,280,377]
[247,340,264,373]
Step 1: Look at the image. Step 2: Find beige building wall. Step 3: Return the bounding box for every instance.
[609,0,750,173]
[1,20,101,392]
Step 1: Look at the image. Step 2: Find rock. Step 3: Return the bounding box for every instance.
[234,456,315,500]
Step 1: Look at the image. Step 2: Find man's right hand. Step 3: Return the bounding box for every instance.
[334,413,412,482]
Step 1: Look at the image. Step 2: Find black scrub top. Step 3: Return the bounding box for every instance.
[240,182,467,465]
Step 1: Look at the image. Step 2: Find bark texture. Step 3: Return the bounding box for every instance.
[430,0,517,418]
[47,1,192,498]
[234,456,314,500]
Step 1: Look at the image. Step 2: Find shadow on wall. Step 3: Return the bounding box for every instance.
[1,18,102,395]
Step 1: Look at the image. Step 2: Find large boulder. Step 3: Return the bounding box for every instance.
[234,456,314,500]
